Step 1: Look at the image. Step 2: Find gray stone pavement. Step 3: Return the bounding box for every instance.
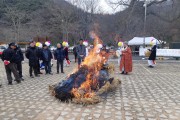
[0,60,180,120]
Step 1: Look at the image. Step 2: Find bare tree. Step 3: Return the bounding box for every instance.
[5,6,26,42]
[67,0,101,40]
[46,0,80,43]
[68,0,100,14]
[106,0,179,42]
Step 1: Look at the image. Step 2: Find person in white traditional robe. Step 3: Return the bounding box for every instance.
[83,41,89,57]
[116,42,124,66]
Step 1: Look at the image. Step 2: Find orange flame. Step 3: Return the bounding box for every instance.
[71,32,109,99]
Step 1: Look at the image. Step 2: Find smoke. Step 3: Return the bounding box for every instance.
[89,31,102,46]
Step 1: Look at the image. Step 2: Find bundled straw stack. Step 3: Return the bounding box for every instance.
[145,50,151,57]
[49,63,121,105]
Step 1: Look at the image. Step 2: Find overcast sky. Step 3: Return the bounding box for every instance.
[66,0,124,14]
[99,0,118,14]
[66,0,169,14]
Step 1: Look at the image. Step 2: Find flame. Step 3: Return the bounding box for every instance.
[71,32,109,99]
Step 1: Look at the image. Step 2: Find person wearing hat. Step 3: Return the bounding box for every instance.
[1,42,21,85]
[116,42,124,67]
[76,39,86,69]
[25,41,40,78]
[14,44,24,81]
[148,44,157,68]
[119,43,132,75]
[41,43,53,75]
[36,42,43,74]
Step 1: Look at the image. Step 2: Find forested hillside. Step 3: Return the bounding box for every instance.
[0,0,179,45]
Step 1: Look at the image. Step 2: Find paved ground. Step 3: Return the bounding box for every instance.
[0,59,180,120]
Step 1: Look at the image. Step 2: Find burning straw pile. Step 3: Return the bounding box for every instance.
[49,32,121,104]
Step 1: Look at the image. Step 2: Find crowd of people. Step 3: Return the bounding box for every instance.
[0,39,157,87]
[0,39,87,86]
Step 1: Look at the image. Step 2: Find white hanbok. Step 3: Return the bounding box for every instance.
[86,47,89,57]
[116,47,123,66]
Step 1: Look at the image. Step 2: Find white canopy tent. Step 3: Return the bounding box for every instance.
[128,37,161,46]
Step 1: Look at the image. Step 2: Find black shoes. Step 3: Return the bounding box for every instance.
[121,71,128,75]
[14,79,21,83]
[20,77,24,81]
[16,80,21,84]
[46,73,53,75]
[121,71,124,74]
[148,65,154,68]
[8,80,21,85]
[8,82,13,85]
[30,75,40,77]
[30,75,34,78]
[35,75,40,77]
[49,73,53,75]
[57,71,64,74]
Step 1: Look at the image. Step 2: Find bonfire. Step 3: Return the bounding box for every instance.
[49,32,121,104]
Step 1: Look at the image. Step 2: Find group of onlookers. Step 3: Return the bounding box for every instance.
[0,39,86,86]
[1,42,24,85]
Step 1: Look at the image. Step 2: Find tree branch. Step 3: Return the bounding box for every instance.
[148,11,180,23]
[147,0,168,7]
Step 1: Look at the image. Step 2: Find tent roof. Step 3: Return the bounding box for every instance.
[128,37,160,45]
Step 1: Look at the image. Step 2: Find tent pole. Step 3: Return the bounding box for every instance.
[143,0,147,48]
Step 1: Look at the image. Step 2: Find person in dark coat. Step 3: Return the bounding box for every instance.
[1,43,21,85]
[41,44,53,75]
[76,39,86,69]
[14,44,24,80]
[25,41,40,78]
[73,46,77,63]
[54,43,65,74]
[36,46,43,74]
[148,45,157,68]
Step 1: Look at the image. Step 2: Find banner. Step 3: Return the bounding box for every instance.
[139,48,180,57]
